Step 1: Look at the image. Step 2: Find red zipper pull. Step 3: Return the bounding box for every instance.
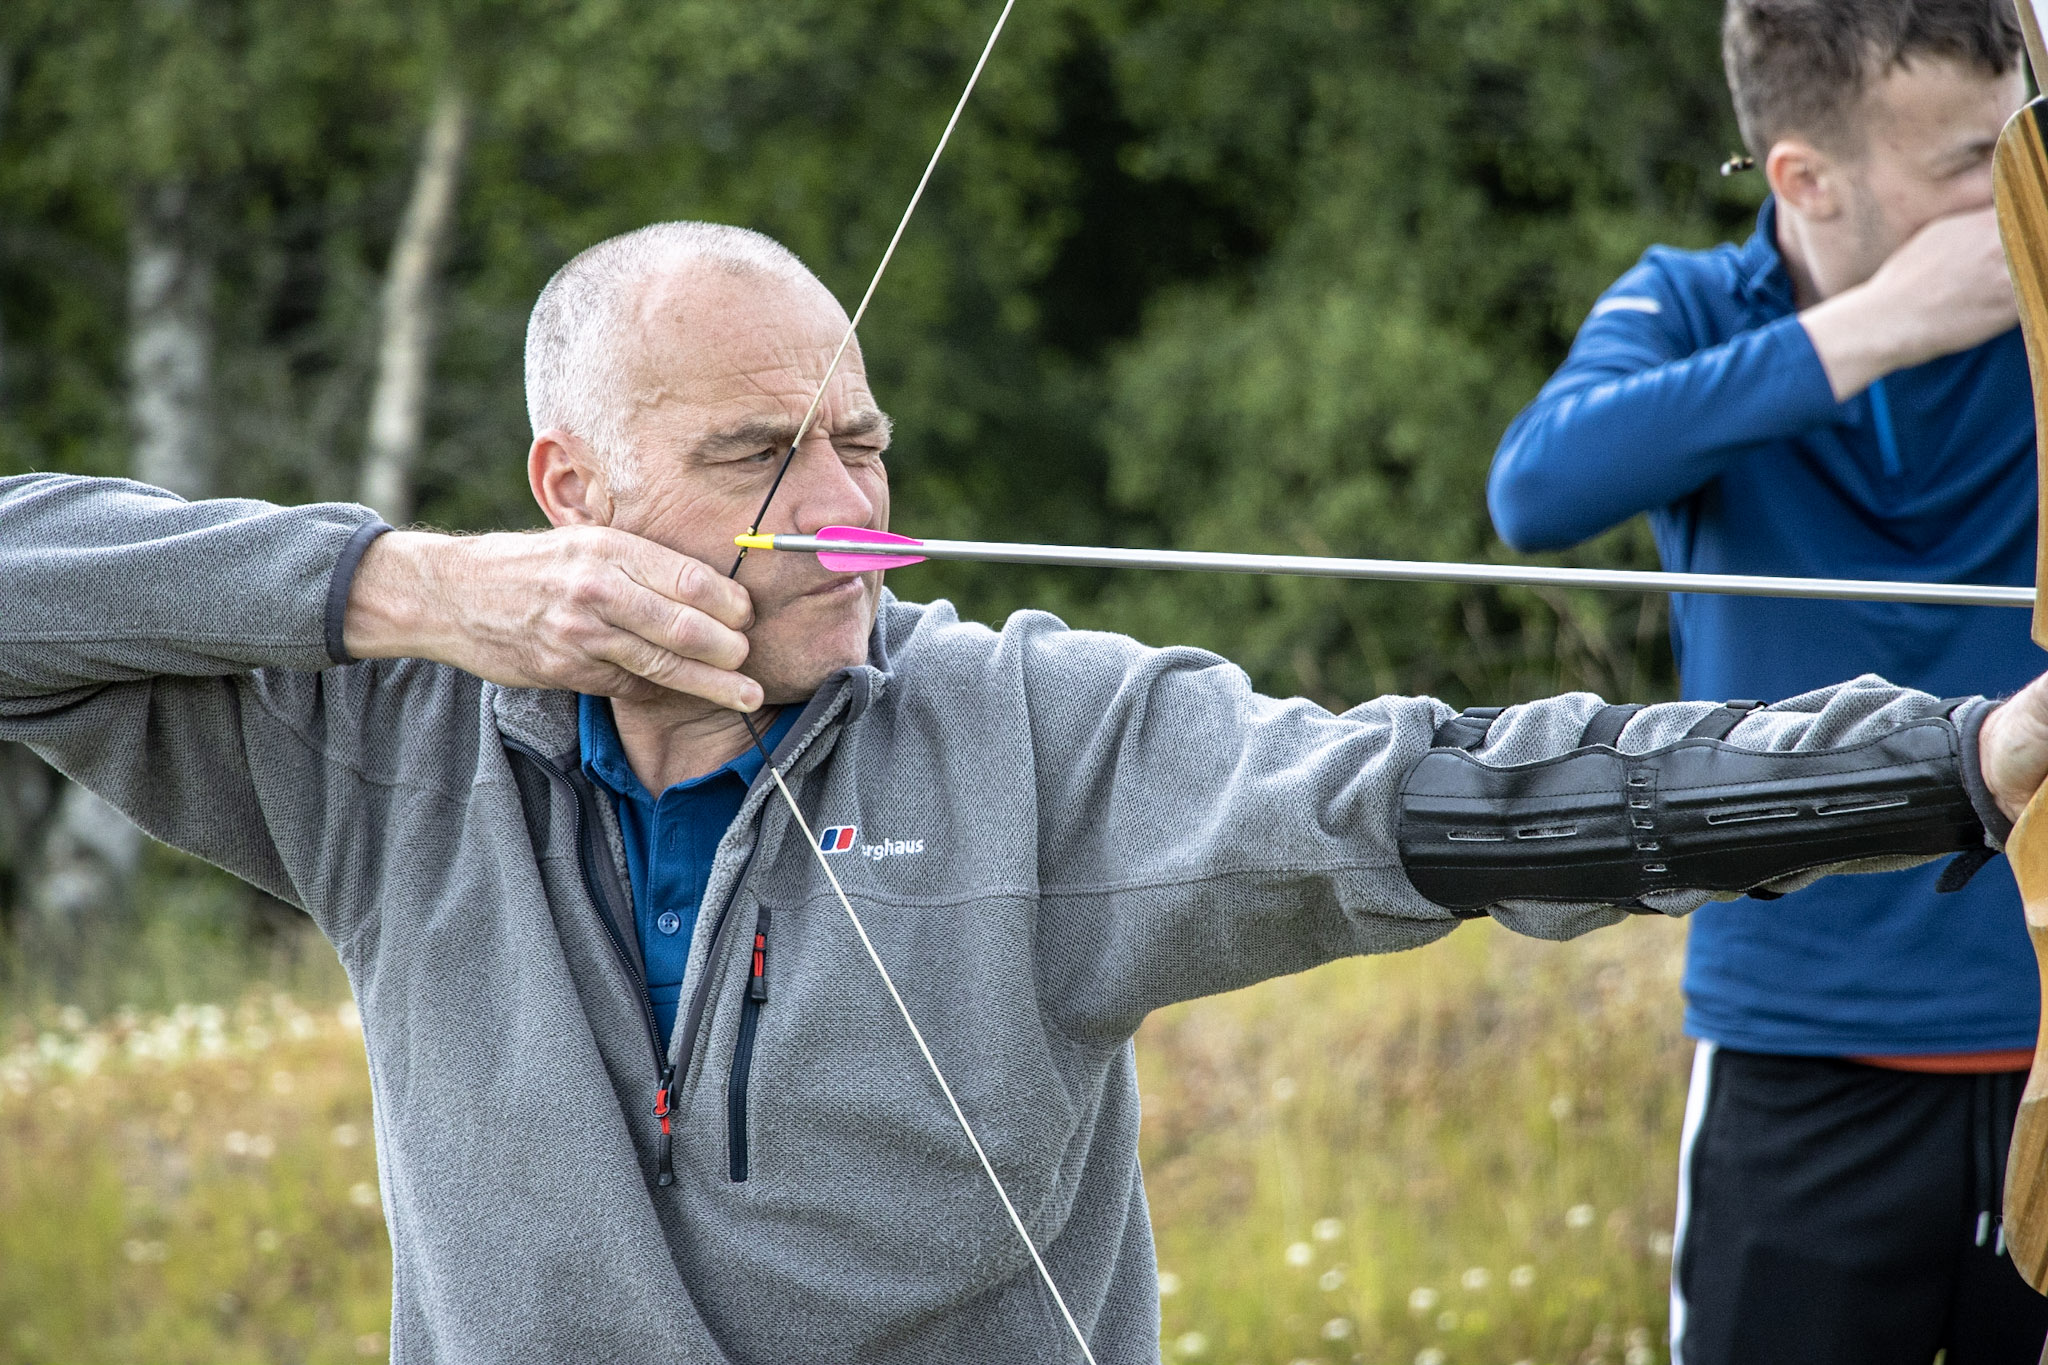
[749,908,771,1003]
[653,1064,677,1187]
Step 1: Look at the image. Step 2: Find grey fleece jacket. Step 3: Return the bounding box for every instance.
[0,472,2008,1363]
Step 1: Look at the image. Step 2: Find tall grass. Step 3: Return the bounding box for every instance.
[0,992,390,1364]
[0,915,1690,1364]
[1140,918,1689,1365]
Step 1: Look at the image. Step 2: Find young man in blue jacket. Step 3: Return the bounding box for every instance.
[1490,2,2045,1360]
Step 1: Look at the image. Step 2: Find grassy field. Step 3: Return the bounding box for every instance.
[0,915,1690,1365]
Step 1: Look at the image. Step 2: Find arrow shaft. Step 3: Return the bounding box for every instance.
[766,534,2036,609]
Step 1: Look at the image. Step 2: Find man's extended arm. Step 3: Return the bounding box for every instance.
[991,610,2042,1042]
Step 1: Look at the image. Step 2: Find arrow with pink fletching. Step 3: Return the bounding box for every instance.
[758,525,934,572]
[730,525,2034,609]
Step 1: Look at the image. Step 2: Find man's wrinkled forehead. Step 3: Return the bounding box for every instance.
[625,262,854,406]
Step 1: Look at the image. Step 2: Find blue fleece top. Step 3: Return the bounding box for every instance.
[579,697,799,1041]
[1488,199,2042,1056]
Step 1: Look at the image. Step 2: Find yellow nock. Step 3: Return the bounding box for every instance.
[733,534,776,550]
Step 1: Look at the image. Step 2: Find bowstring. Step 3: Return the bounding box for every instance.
[728,0,1018,579]
[723,4,1101,1360]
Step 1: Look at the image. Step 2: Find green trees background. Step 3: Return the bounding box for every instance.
[0,0,1764,699]
[0,0,1764,946]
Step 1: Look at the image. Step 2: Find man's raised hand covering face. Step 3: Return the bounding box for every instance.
[343,232,891,790]
[1767,47,2028,398]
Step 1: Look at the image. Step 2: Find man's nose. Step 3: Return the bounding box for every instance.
[780,432,878,532]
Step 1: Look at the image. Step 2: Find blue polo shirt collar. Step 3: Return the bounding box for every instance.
[577,696,784,801]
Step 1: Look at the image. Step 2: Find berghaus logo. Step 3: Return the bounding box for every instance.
[817,825,857,854]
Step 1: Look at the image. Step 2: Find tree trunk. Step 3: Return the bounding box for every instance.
[127,181,215,499]
[359,85,470,525]
[0,742,57,934]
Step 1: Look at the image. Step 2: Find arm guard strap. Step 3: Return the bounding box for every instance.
[1397,717,1984,913]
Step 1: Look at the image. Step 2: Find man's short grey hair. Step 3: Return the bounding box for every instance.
[524,222,817,492]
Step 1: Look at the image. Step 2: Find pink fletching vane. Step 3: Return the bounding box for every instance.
[814,525,927,572]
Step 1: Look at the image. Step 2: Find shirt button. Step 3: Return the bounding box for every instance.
[656,912,682,936]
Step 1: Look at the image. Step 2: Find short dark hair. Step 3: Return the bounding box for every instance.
[1723,0,2022,156]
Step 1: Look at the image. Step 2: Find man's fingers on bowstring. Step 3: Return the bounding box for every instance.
[612,537,754,633]
[549,536,751,667]
[600,574,753,674]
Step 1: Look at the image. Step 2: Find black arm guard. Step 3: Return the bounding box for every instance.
[1397,717,1984,913]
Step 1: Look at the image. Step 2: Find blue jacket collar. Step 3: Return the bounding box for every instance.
[1736,197,1797,316]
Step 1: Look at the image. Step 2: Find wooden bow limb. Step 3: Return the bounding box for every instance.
[1995,0,2048,1293]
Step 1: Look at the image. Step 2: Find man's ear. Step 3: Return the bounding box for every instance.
[529,431,614,528]
[1765,136,1846,221]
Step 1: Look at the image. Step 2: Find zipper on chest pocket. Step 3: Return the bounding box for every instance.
[727,906,771,1182]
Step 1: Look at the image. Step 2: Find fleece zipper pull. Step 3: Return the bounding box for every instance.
[654,1063,677,1187]
[749,908,771,1002]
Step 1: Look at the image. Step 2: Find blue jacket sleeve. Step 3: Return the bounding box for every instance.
[1487,258,1841,552]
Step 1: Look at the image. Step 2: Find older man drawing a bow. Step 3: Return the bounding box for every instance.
[5,222,2048,1364]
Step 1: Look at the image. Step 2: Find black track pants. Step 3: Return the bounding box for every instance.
[1671,1046,2048,1365]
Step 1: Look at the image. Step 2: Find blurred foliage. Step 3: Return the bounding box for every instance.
[0,919,1689,1364]
[0,844,339,1028]
[0,0,1765,712]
